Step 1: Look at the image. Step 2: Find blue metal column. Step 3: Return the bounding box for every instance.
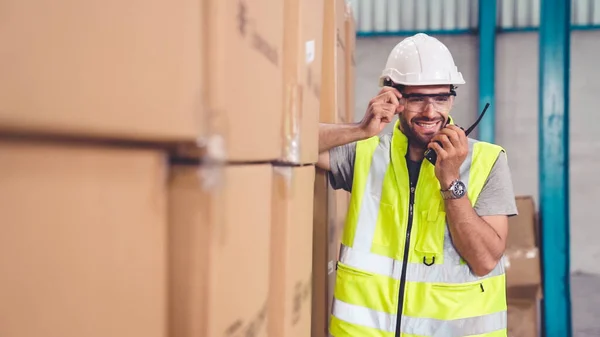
[477,0,496,143]
[539,0,572,335]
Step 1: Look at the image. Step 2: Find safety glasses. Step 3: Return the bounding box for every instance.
[400,92,456,113]
[382,78,457,113]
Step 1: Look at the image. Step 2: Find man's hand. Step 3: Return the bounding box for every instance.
[358,87,404,138]
[428,125,468,189]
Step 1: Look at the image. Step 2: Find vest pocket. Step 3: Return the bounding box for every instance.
[334,261,400,317]
[414,210,445,264]
[336,261,374,278]
[405,278,506,321]
[430,281,484,306]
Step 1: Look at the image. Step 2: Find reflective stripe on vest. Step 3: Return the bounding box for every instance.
[332,299,507,336]
[330,120,507,337]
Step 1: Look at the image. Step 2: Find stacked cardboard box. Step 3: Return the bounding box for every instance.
[0,0,331,336]
[267,0,323,337]
[333,1,356,262]
[1,1,199,335]
[345,3,357,124]
[0,0,204,143]
[0,0,288,163]
[169,164,272,337]
[319,0,348,125]
[0,140,168,337]
[505,196,543,337]
[311,0,357,336]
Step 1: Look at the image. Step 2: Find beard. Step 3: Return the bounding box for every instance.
[399,114,446,149]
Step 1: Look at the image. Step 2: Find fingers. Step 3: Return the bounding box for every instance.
[430,125,468,160]
[368,87,404,118]
[370,87,402,106]
[443,125,469,153]
[439,127,461,148]
[433,134,453,151]
[372,102,397,123]
[379,86,403,101]
[446,125,467,141]
[428,141,448,159]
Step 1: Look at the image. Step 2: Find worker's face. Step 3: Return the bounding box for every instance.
[398,85,454,148]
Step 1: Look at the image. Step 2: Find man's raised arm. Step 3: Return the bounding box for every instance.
[316,87,403,170]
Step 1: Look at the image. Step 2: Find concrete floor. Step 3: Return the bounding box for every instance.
[572,272,600,337]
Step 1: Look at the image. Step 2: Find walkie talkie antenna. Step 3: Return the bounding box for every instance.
[464,103,490,136]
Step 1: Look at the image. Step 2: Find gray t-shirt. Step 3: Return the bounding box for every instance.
[328,139,518,217]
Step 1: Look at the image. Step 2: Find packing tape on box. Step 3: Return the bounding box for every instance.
[273,165,294,199]
[503,248,539,269]
[282,83,303,163]
[204,106,228,162]
[327,260,335,275]
[344,1,356,60]
[172,105,228,162]
[344,1,354,23]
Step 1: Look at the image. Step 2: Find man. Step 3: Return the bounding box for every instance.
[317,33,518,337]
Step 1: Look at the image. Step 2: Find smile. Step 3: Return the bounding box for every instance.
[415,121,440,129]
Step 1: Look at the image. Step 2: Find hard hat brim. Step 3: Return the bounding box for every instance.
[379,69,466,87]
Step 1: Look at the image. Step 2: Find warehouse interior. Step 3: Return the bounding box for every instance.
[0,0,596,336]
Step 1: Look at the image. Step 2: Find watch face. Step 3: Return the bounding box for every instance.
[451,181,466,198]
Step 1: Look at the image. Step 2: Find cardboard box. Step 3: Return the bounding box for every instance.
[0,139,167,337]
[344,4,357,124]
[0,0,203,143]
[312,172,350,337]
[505,196,542,300]
[281,0,324,164]
[169,164,272,337]
[1,0,284,162]
[270,166,316,337]
[504,248,542,298]
[507,196,538,249]
[312,169,339,337]
[319,0,347,124]
[507,299,540,337]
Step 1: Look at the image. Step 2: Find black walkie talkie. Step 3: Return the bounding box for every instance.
[424,103,491,165]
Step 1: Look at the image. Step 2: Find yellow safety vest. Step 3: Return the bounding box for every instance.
[330,120,508,337]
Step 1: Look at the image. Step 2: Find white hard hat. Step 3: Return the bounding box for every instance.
[379,33,465,87]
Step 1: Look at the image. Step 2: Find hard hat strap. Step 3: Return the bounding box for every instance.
[382,78,458,97]
[401,91,456,99]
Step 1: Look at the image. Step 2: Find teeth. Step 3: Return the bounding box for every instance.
[416,122,437,128]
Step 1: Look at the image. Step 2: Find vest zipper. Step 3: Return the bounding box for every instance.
[394,183,416,337]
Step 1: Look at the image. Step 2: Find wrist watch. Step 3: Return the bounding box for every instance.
[441,179,466,200]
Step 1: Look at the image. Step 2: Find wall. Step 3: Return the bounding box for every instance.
[354,30,600,275]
